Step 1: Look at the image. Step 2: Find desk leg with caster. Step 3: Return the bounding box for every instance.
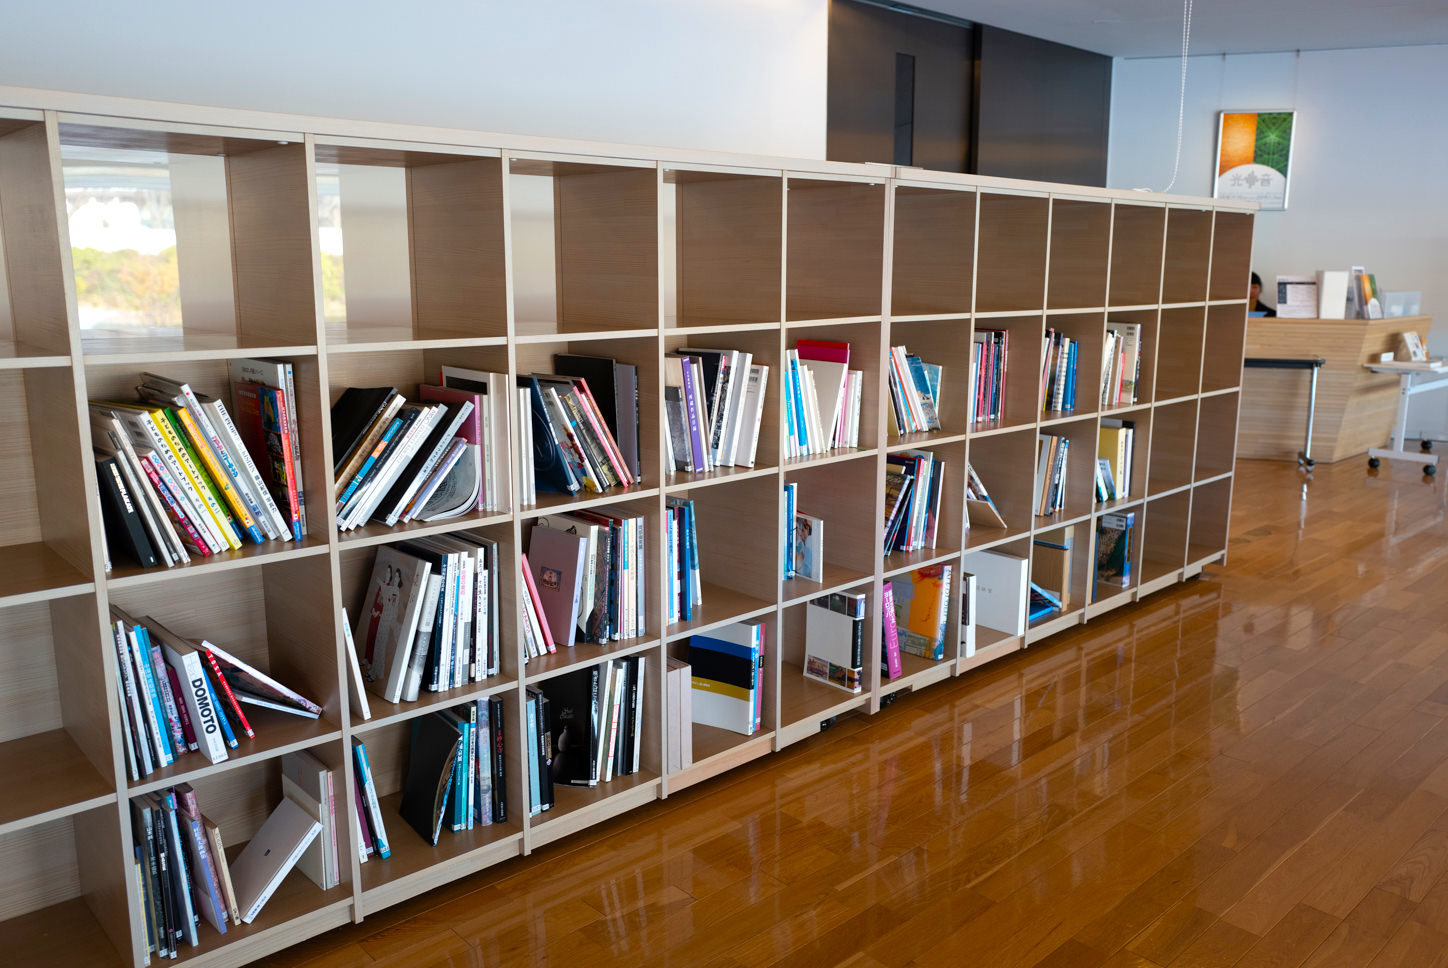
[1366,368,1448,475]
[1298,365,1318,469]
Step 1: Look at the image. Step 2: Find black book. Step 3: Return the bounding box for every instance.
[399,713,460,846]
[663,385,690,471]
[96,455,159,570]
[488,695,507,823]
[617,658,636,777]
[518,375,578,494]
[132,802,169,957]
[554,354,641,482]
[533,688,554,811]
[329,386,399,474]
[544,666,597,787]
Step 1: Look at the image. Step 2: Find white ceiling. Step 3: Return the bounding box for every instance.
[915,0,1448,58]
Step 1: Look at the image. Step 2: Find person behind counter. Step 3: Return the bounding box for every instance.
[1250,272,1276,317]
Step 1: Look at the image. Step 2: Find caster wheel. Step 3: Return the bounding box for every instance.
[1422,440,1434,452]
[1368,457,1381,469]
[1304,458,1315,468]
[1425,465,1436,476]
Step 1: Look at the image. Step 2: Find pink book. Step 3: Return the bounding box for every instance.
[166,666,200,751]
[352,774,374,858]
[882,583,903,680]
[418,384,486,510]
[794,339,850,365]
[519,553,556,653]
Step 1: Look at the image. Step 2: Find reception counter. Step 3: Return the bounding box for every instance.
[1238,315,1434,462]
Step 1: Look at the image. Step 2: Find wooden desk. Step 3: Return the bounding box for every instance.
[1238,315,1433,462]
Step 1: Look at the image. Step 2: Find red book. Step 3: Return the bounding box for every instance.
[166,665,200,752]
[202,646,255,738]
[518,553,556,653]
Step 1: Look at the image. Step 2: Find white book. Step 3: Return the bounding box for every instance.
[719,351,752,467]
[353,547,433,703]
[381,400,473,525]
[665,658,682,774]
[151,627,230,765]
[125,624,172,767]
[961,549,1028,636]
[199,395,291,539]
[343,404,442,529]
[960,571,978,658]
[403,574,443,702]
[439,365,513,512]
[111,621,154,776]
[736,364,768,467]
[631,658,646,774]
[91,411,183,565]
[230,798,323,924]
[340,609,371,721]
[107,406,229,553]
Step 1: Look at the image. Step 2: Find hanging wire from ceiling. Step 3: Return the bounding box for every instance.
[1160,0,1194,193]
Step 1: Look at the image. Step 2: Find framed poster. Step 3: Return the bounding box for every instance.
[1214,111,1295,210]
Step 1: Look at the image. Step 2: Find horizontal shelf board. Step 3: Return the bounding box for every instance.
[1091,579,1137,606]
[781,562,875,607]
[1101,402,1150,417]
[1084,592,1136,621]
[782,447,877,470]
[105,538,330,589]
[513,326,660,344]
[0,339,69,369]
[324,331,508,354]
[1039,410,1096,427]
[522,636,659,684]
[1105,304,1159,313]
[1147,482,1194,500]
[1199,386,1241,399]
[887,431,967,453]
[974,309,1044,319]
[81,331,318,364]
[164,878,351,968]
[337,509,514,549]
[779,663,868,732]
[962,526,1031,553]
[1096,496,1146,516]
[663,464,779,492]
[888,312,971,324]
[1207,299,1249,306]
[1044,307,1106,316]
[1185,548,1225,571]
[881,653,953,696]
[128,711,344,797]
[0,542,93,609]
[1154,394,1200,408]
[0,897,130,968]
[957,633,1024,673]
[684,724,774,772]
[518,485,660,519]
[1160,301,1207,310]
[0,730,115,836]
[664,583,776,642]
[662,320,783,335]
[783,315,881,329]
[883,547,961,579]
[359,791,522,898]
[1195,471,1235,487]
[350,677,517,735]
[969,418,1037,439]
[527,771,661,846]
[1138,563,1183,591]
[1034,510,1093,531]
[1026,606,1085,642]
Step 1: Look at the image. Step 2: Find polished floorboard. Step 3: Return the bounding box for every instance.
[276,458,1448,968]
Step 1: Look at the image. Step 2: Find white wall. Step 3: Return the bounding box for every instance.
[0,0,829,159]
[1109,44,1448,438]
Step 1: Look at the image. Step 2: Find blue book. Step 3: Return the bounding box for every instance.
[133,626,174,764]
[525,693,541,815]
[204,674,239,750]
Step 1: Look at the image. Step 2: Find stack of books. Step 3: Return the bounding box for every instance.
[92,362,305,570]
[665,497,702,626]
[664,348,769,473]
[1040,328,1078,412]
[386,698,506,846]
[969,329,1009,424]
[110,607,322,781]
[1035,434,1071,516]
[350,536,502,705]
[783,481,823,581]
[522,507,646,653]
[537,657,648,804]
[331,369,510,532]
[883,450,945,554]
[785,339,863,457]
[689,621,766,736]
[1101,322,1142,408]
[664,657,693,773]
[516,355,641,505]
[132,766,329,958]
[884,564,952,664]
[887,344,942,435]
[803,591,867,693]
[1097,418,1135,502]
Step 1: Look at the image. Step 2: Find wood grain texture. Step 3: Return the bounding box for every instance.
[1238,315,1435,463]
[227,142,319,347]
[891,187,975,317]
[0,121,71,353]
[977,193,1049,313]
[409,157,507,340]
[676,174,782,326]
[1048,199,1111,310]
[1109,205,1166,307]
[786,179,885,321]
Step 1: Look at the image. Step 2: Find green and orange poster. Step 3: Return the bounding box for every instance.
[1214,111,1294,210]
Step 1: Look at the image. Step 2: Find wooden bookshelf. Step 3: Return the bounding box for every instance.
[0,92,1255,968]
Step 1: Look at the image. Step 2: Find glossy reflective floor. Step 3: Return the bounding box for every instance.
[275,458,1448,968]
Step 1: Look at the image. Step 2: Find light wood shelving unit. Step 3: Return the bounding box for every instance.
[0,90,1254,968]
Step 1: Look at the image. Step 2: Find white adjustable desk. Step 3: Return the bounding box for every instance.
[1363,359,1448,475]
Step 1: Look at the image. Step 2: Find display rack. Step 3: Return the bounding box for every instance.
[0,91,1254,968]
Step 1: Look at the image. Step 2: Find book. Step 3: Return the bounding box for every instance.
[352,739,390,859]
[965,463,1008,529]
[792,511,824,582]
[960,571,978,658]
[147,619,229,765]
[526,524,589,650]
[399,713,461,845]
[889,565,951,660]
[281,750,337,890]
[803,591,866,692]
[202,639,323,718]
[689,621,764,735]
[961,549,1028,636]
[353,547,433,703]
[96,455,160,570]
[229,797,324,924]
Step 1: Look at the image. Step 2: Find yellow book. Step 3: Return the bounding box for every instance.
[172,405,263,542]
[144,407,243,550]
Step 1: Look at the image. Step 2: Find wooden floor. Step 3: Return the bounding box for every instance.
[274,457,1448,968]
